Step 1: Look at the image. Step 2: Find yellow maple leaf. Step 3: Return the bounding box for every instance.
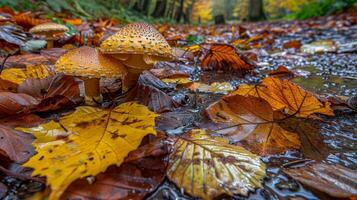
[0,65,51,84]
[18,102,158,200]
[233,77,334,118]
[168,129,266,200]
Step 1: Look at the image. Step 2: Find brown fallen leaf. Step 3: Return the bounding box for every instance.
[283,40,301,49]
[234,77,334,118]
[62,135,168,200]
[121,71,179,113]
[0,114,44,128]
[205,94,300,155]
[268,65,295,78]
[0,92,39,118]
[150,68,189,79]
[279,118,330,161]
[0,124,34,163]
[200,43,255,72]
[18,74,81,112]
[0,54,52,69]
[283,162,357,198]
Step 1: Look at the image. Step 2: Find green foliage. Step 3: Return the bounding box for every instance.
[186,35,205,45]
[290,0,357,20]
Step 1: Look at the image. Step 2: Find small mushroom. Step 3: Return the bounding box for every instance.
[55,46,127,105]
[29,22,68,49]
[99,22,174,91]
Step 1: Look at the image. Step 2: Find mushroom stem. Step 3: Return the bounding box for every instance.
[122,67,142,92]
[80,77,102,105]
[47,39,54,49]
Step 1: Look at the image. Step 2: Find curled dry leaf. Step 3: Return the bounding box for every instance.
[0,125,34,163]
[0,65,51,84]
[0,54,52,69]
[205,94,300,155]
[0,92,39,118]
[283,162,357,198]
[18,102,158,200]
[18,74,81,112]
[234,77,334,118]
[167,129,266,200]
[122,71,179,113]
[62,135,168,200]
[200,44,255,72]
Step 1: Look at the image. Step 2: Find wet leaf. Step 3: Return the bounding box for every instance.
[200,44,255,72]
[234,77,334,118]
[0,65,51,84]
[62,135,168,200]
[18,102,158,200]
[283,162,357,198]
[18,75,81,112]
[188,82,234,94]
[121,71,179,113]
[167,129,266,200]
[268,65,294,78]
[0,114,44,128]
[282,40,301,49]
[0,124,34,163]
[0,54,52,69]
[205,94,300,155]
[301,40,337,54]
[0,92,39,118]
[0,24,29,46]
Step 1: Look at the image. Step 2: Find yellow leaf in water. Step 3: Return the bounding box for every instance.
[0,65,51,84]
[167,129,266,200]
[161,77,192,84]
[19,102,158,200]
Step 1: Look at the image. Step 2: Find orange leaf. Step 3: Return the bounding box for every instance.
[200,44,255,72]
[205,94,300,155]
[233,77,334,118]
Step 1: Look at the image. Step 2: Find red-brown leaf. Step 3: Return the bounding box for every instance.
[0,92,38,118]
[284,162,357,198]
[0,125,34,163]
[200,44,255,72]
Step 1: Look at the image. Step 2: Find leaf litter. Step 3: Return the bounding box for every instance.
[0,8,356,200]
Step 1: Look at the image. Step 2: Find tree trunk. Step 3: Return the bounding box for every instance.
[175,0,184,22]
[133,0,151,15]
[152,0,167,18]
[248,0,266,21]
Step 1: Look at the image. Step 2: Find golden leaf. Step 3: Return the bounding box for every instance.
[205,94,300,155]
[233,77,334,118]
[167,129,266,200]
[18,102,158,200]
[0,65,51,84]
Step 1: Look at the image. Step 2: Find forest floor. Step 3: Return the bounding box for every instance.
[0,10,356,200]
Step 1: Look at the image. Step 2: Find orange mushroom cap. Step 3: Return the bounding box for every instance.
[99,22,174,60]
[29,22,68,38]
[55,46,127,79]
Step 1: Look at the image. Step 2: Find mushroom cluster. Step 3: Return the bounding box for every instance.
[54,22,173,105]
[29,22,68,49]
[55,46,127,105]
[99,22,174,90]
